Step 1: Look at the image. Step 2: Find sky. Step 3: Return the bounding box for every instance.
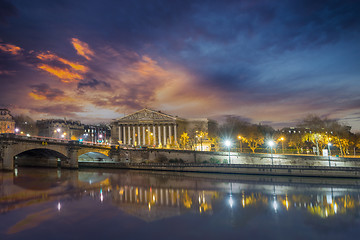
[1,0,360,131]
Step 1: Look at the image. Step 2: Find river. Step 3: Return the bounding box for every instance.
[1,167,360,239]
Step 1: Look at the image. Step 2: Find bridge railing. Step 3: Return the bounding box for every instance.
[0,133,111,147]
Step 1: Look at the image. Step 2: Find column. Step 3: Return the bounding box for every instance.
[132,125,136,145]
[128,125,131,145]
[169,125,172,144]
[118,125,121,144]
[123,125,126,145]
[142,126,145,145]
[174,124,177,144]
[163,125,167,146]
[137,126,141,145]
[158,125,161,146]
[147,126,151,145]
[153,125,156,146]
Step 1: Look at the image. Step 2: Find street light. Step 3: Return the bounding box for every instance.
[237,135,243,153]
[268,140,274,165]
[225,140,231,164]
[15,128,19,134]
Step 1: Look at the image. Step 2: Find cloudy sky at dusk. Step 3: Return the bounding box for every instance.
[1,0,360,130]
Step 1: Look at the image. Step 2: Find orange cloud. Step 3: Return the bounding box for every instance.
[71,38,94,60]
[38,64,83,83]
[37,52,88,72]
[0,43,22,55]
[131,56,168,78]
[28,92,47,100]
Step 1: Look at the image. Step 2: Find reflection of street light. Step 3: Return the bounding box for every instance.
[228,182,234,208]
[268,140,274,165]
[237,135,243,153]
[229,195,234,208]
[273,196,278,213]
[225,140,231,164]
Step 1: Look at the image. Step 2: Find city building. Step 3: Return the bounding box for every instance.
[36,119,84,140]
[0,109,15,134]
[83,124,111,144]
[111,108,217,148]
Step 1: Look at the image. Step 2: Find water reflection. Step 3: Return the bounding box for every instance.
[1,168,360,239]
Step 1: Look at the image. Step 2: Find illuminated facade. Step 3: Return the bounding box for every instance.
[0,109,15,134]
[111,108,216,148]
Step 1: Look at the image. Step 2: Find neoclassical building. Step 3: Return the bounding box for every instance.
[111,108,216,147]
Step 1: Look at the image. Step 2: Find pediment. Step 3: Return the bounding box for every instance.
[119,109,177,121]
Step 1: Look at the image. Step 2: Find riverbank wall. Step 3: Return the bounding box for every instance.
[79,161,360,178]
[117,149,360,168]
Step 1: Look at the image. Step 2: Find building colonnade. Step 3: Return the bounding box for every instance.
[118,123,177,147]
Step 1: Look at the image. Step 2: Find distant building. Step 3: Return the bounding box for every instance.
[83,124,111,144]
[0,109,15,134]
[110,108,217,148]
[36,119,84,140]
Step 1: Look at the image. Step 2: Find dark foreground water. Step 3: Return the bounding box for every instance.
[1,168,360,240]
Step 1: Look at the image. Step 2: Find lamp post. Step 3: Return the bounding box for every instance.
[328,143,332,167]
[237,135,243,153]
[280,137,285,154]
[268,140,274,165]
[56,128,61,138]
[225,140,231,164]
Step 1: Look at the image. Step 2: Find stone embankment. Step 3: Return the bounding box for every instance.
[79,162,360,178]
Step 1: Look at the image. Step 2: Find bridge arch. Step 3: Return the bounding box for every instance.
[11,145,68,159]
[77,147,110,157]
[78,152,112,162]
[15,148,68,168]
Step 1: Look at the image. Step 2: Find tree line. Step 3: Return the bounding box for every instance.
[178,115,360,156]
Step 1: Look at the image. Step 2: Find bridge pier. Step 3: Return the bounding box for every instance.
[0,140,16,171]
[67,146,79,169]
[109,146,120,162]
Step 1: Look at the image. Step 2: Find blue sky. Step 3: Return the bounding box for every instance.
[1,0,360,130]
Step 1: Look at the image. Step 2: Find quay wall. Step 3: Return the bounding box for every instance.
[117,149,360,168]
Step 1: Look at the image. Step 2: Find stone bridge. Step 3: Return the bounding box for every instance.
[0,133,113,170]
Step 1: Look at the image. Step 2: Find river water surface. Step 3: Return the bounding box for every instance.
[1,167,360,240]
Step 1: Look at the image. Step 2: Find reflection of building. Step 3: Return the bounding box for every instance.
[111,108,216,148]
[36,119,84,139]
[0,109,15,134]
[112,185,216,221]
[83,124,111,143]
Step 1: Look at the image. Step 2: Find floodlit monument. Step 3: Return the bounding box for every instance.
[111,108,216,148]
